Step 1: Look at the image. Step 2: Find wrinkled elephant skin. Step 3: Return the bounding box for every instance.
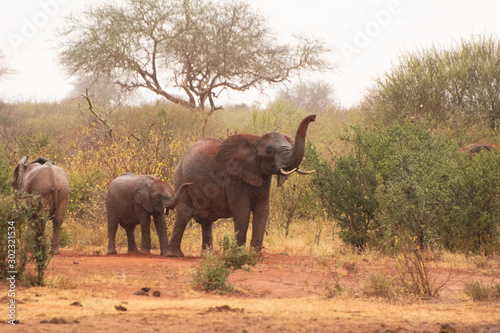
[12,156,70,254]
[168,115,316,257]
[106,173,191,256]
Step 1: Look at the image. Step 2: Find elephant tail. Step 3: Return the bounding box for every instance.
[47,163,60,219]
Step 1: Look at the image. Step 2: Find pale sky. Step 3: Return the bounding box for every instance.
[1,0,500,108]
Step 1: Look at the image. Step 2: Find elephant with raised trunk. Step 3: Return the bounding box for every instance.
[168,114,317,257]
[106,173,191,256]
[12,156,70,254]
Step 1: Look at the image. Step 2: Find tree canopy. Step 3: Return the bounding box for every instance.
[60,0,332,112]
[364,35,500,128]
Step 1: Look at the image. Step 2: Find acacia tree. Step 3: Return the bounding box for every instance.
[276,80,335,112]
[60,0,332,112]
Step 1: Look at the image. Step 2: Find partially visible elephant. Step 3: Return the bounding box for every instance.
[12,156,70,254]
[167,114,317,257]
[460,143,500,159]
[106,173,191,256]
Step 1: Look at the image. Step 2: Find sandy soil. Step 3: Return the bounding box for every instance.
[1,250,499,332]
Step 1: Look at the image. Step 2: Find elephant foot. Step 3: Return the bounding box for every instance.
[50,248,60,255]
[139,249,151,254]
[127,249,139,253]
[166,248,184,257]
[107,250,118,255]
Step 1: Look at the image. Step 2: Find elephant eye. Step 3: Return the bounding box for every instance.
[265,147,273,155]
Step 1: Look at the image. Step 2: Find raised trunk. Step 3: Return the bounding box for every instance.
[285,115,316,170]
[164,182,192,210]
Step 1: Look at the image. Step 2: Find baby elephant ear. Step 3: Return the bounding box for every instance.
[215,134,263,187]
[134,177,154,213]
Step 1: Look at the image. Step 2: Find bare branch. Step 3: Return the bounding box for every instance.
[82,89,113,140]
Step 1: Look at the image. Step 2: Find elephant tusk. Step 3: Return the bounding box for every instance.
[297,168,317,175]
[280,168,297,175]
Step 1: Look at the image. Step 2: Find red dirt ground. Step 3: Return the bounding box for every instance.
[1,251,500,332]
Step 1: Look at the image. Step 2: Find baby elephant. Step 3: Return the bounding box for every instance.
[106,173,191,256]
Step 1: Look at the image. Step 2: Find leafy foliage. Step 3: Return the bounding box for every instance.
[0,194,51,285]
[307,120,500,254]
[365,35,500,128]
[0,143,12,195]
[191,235,258,293]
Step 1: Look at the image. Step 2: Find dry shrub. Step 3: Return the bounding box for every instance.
[463,280,500,301]
[362,272,398,299]
[395,247,452,298]
[50,275,79,290]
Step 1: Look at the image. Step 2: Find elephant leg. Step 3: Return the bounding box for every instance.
[51,217,61,255]
[107,218,119,255]
[139,217,152,254]
[152,213,169,256]
[229,197,251,247]
[167,205,191,257]
[249,200,270,253]
[50,199,67,255]
[200,220,214,252]
[125,225,139,253]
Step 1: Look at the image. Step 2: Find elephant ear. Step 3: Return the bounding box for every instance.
[215,134,263,187]
[133,177,154,213]
[12,156,29,190]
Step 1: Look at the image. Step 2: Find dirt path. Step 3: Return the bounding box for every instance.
[1,251,499,332]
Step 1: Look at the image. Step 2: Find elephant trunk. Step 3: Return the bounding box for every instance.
[285,114,316,170]
[164,182,192,210]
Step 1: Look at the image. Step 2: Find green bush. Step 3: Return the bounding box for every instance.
[444,150,500,254]
[219,235,258,270]
[365,35,500,129]
[0,194,51,285]
[307,120,500,253]
[0,144,11,195]
[191,235,258,293]
[191,251,231,293]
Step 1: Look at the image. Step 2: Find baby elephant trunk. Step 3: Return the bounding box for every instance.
[164,182,192,213]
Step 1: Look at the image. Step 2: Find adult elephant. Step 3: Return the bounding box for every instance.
[167,114,317,257]
[106,173,191,256]
[12,156,70,254]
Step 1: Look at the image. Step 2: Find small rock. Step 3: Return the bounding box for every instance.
[70,301,82,307]
[207,305,244,313]
[114,305,127,312]
[141,287,151,292]
[41,318,67,324]
[134,290,148,296]
[439,323,457,333]
[152,291,161,297]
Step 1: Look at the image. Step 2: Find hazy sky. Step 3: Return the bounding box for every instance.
[1,0,500,108]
